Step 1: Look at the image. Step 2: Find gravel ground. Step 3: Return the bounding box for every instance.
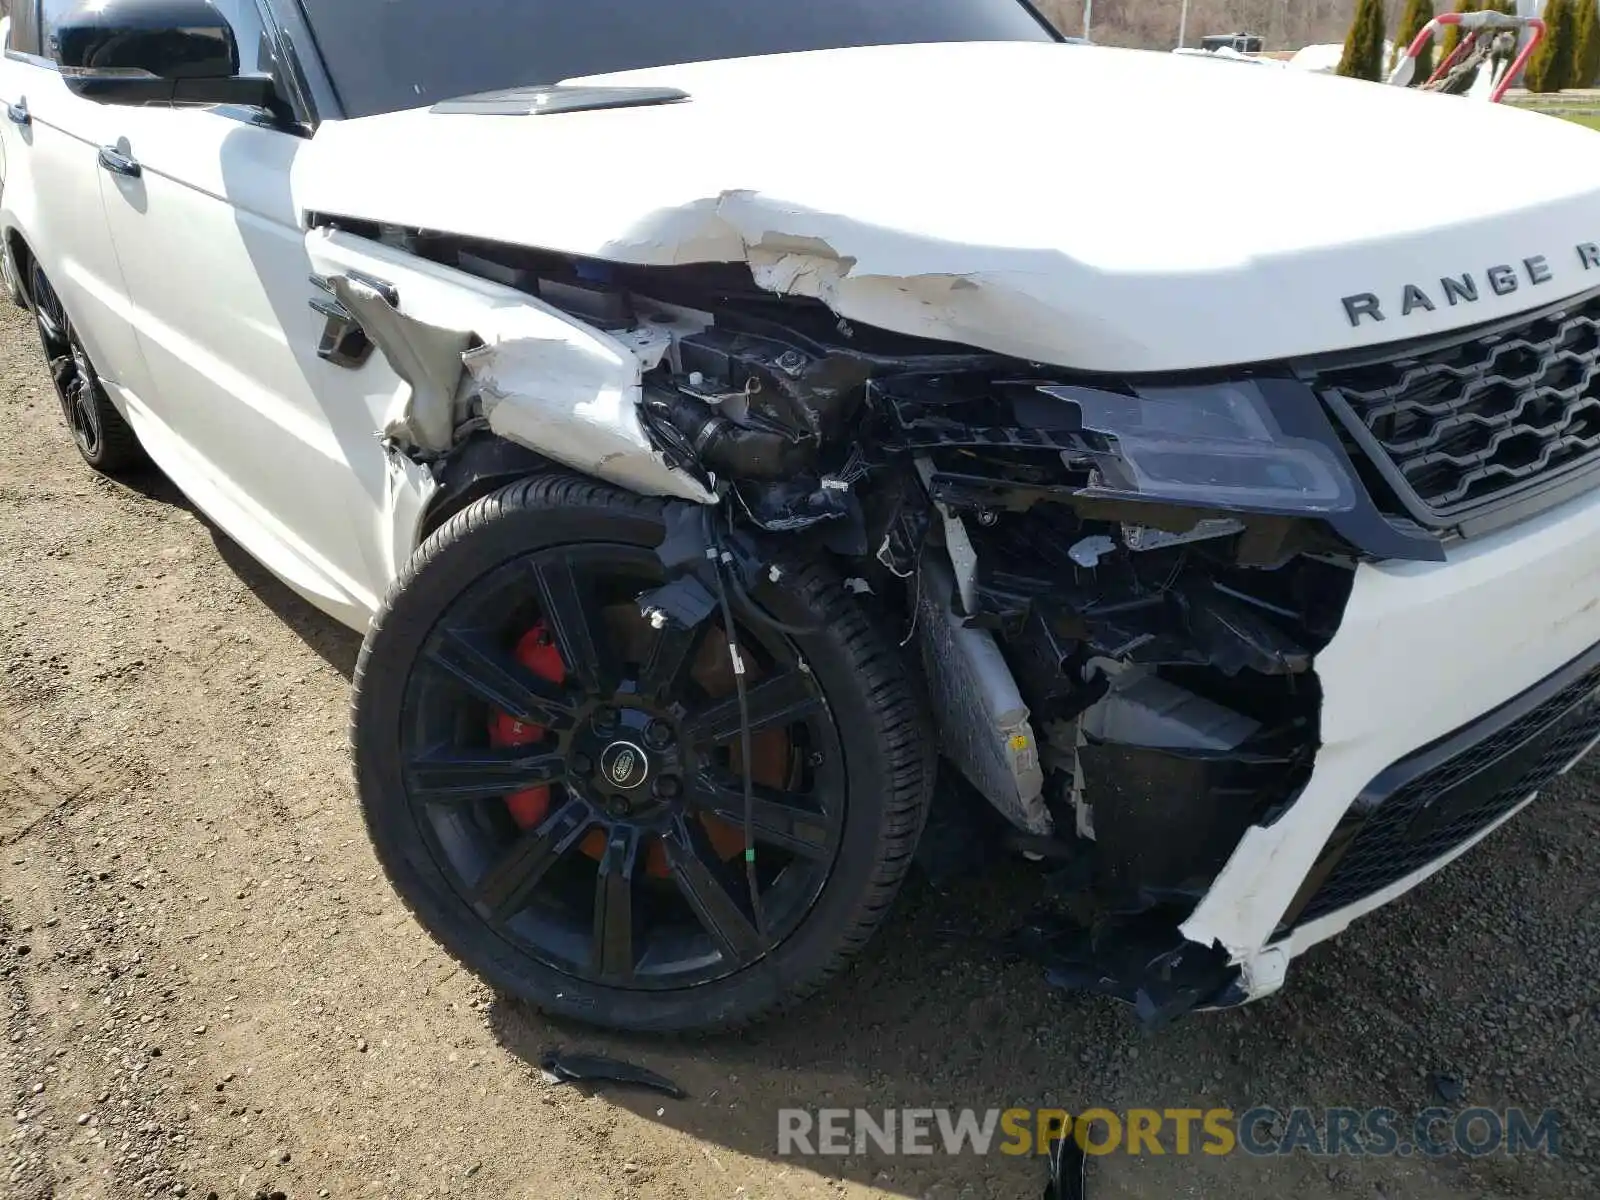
[0,300,1596,1199]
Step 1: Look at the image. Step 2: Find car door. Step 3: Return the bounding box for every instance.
[89,0,400,631]
[1,1,152,406]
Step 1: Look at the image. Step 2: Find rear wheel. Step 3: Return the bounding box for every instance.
[29,261,145,475]
[351,475,934,1032]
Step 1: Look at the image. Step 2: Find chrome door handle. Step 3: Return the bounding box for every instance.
[5,100,29,127]
[97,145,141,178]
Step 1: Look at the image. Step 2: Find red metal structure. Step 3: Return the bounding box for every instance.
[1386,10,1547,103]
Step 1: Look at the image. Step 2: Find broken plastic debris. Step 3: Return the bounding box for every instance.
[637,577,718,631]
[328,275,472,454]
[1181,584,1311,675]
[1008,906,1237,1031]
[539,1050,686,1100]
[1045,1128,1088,1200]
[1121,517,1243,553]
[1068,536,1116,568]
[1429,1071,1466,1103]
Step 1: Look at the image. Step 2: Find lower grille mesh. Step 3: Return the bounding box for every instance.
[1294,663,1600,925]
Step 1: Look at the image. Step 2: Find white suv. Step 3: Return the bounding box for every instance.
[5,0,1600,1033]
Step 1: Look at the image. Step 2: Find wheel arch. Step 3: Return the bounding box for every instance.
[415,433,556,545]
[4,226,36,310]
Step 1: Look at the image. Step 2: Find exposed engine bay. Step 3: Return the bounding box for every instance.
[312,218,1459,1023]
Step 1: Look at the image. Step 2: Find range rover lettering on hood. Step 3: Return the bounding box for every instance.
[1342,242,1600,327]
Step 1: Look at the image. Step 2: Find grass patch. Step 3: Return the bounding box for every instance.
[1512,107,1600,130]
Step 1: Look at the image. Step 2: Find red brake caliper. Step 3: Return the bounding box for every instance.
[487,622,566,830]
[488,618,757,878]
[489,619,670,872]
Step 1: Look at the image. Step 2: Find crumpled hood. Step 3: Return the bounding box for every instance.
[298,41,1600,372]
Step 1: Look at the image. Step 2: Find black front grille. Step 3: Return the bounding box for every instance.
[1315,289,1600,522]
[1291,650,1600,927]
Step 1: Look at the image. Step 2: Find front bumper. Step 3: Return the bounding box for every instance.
[1181,477,1600,998]
[1288,641,1600,929]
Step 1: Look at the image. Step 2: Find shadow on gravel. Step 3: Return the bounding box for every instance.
[104,459,193,512]
[483,865,1088,1199]
[113,465,364,677]
[210,532,362,677]
[478,780,1598,1199]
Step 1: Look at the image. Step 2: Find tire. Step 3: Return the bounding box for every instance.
[29,260,145,475]
[351,474,934,1032]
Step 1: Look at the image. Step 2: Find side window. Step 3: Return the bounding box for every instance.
[36,0,70,61]
[6,0,42,58]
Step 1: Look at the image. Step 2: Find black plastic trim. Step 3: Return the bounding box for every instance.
[265,0,345,124]
[1355,636,1600,807]
[307,270,395,368]
[1452,457,1600,539]
[248,0,320,132]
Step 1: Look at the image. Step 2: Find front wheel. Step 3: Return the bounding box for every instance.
[351,474,934,1032]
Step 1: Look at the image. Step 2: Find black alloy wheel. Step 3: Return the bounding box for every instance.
[405,538,846,989]
[29,260,144,473]
[353,475,934,1032]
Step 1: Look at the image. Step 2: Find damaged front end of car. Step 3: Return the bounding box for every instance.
[310,220,1449,1027]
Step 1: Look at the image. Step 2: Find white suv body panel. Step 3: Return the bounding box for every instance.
[1190,480,1600,993]
[300,41,1600,373]
[1,34,150,401]
[5,20,1600,1015]
[95,102,393,625]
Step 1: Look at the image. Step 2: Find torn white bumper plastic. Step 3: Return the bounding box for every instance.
[307,228,716,504]
[463,319,713,505]
[1182,479,1600,998]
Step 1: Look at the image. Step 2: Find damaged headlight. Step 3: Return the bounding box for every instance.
[1036,378,1444,562]
[1044,382,1353,512]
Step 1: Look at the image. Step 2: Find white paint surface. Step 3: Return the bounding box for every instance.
[1185,479,1600,994]
[300,40,1600,373]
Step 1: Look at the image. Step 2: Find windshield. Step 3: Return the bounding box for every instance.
[298,0,1060,119]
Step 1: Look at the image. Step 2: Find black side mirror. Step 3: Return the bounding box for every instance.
[53,0,278,111]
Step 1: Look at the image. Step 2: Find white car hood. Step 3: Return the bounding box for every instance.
[298,41,1600,373]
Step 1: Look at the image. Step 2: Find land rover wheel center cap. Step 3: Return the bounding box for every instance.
[599,740,650,790]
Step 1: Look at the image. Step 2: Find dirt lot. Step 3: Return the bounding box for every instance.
[1,300,1596,1200]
